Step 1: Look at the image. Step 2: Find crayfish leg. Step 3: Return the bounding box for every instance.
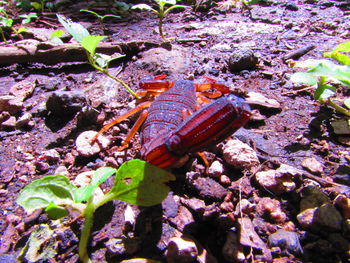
[196,152,210,169]
[118,110,149,151]
[194,76,230,97]
[91,101,152,144]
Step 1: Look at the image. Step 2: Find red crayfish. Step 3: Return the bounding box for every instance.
[93,75,251,168]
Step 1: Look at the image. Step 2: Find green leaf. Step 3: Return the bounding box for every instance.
[158,0,177,5]
[94,52,112,68]
[344,98,350,110]
[290,71,318,85]
[45,202,68,219]
[333,41,350,53]
[294,59,350,88]
[50,29,64,39]
[20,12,38,24]
[57,14,90,43]
[314,82,336,101]
[324,51,350,65]
[81,35,106,55]
[31,2,42,11]
[108,159,175,207]
[80,9,99,17]
[164,4,187,15]
[17,175,77,214]
[323,41,350,65]
[0,17,12,27]
[101,14,121,20]
[74,167,116,202]
[16,27,27,34]
[131,4,157,13]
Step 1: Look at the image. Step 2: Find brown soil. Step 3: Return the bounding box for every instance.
[0,0,349,262]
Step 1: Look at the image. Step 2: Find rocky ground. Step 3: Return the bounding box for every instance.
[0,0,350,262]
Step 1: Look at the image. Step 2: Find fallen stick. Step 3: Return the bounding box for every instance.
[283,44,316,61]
[0,40,159,65]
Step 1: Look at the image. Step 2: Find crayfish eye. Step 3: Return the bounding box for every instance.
[165,134,183,156]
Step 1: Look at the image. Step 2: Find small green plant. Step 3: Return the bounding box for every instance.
[132,0,187,41]
[80,9,121,32]
[57,14,139,98]
[17,160,175,263]
[0,1,37,43]
[291,41,350,117]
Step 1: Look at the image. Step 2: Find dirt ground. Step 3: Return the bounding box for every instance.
[0,0,349,262]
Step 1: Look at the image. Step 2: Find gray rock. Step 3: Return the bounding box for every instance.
[299,187,330,211]
[222,139,259,171]
[84,76,119,108]
[0,111,10,123]
[136,45,191,76]
[1,116,16,130]
[105,237,141,256]
[9,80,35,101]
[168,205,195,232]
[255,169,296,195]
[39,149,60,163]
[0,95,24,115]
[16,113,33,128]
[162,192,178,218]
[227,48,258,72]
[190,177,229,201]
[268,230,303,256]
[301,157,324,175]
[46,90,86,116]
[166,237,198,263]
[334,194,350,219]
[297,204,343,232]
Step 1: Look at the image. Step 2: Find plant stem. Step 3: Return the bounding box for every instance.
[327,99,350,117]
[158,15,165,40]
[78,197,94,263]
[87,54,140,99]
[0,28,6,44]
[102,69,140,99]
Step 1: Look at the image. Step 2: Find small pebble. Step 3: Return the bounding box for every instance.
[256,197,287,223]
[301,157,323,174]
[76,130,111,157]
[39,149,60,163]
[297,204,343,232]
[234,199,255,216]
[268,230,303,256]
[167,237,198,263]
[16,113,33,128]
[1,116,16,130]
[54,166,69,176]
[220,174,231,185]
[208,160,224,177]
[0,95,24,114]
[0,111,10,123]
[255,169,296,195]
[245,91,281,109]
[227,48,258,72]
[222,139,259,171]
[334,194,350,219]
